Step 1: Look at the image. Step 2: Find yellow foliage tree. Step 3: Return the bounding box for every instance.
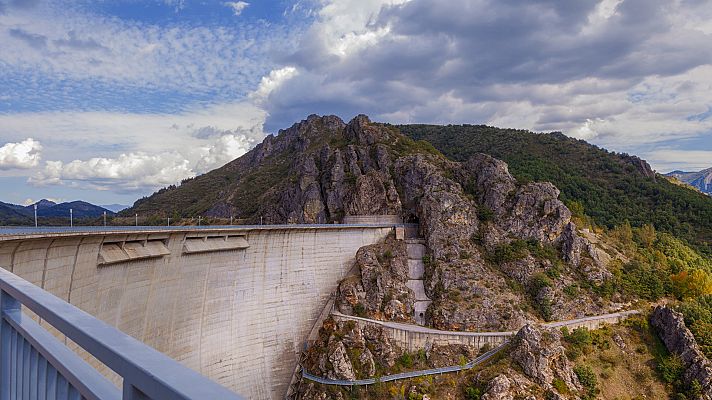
[671,269,712,299]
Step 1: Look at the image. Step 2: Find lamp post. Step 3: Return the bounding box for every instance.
[103,211,107,227]
[167,217,171,227]
[135,214,138,227]
[34,204,37,228]
[70,208,73,227]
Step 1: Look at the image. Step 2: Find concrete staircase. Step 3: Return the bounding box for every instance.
[405,237,432,325]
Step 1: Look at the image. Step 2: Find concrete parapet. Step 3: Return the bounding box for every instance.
[342,215,403,224]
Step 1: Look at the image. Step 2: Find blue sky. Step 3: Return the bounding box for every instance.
[1,0,711,207]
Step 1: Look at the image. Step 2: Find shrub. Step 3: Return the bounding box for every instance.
[477,206,494,222]
[529,272,553,294]
[563,284,579,298]
[463,385,482,400]
[353,302,366,317]
[658,354,684,384]
[397,352,413,368]
[574,364,597,399]
[489,240,529,264]
[565,327,593,359]
[552,378,570,395]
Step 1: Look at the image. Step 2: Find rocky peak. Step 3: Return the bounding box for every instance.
[622,154,656,179]
[459,153,516,214]
[345,114,391,145]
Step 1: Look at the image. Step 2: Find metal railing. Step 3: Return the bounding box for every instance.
[0,267,243,400]
[0,223,402,238]
[302,341,508,386]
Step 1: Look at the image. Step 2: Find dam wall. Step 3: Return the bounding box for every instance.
[0,225,393,399]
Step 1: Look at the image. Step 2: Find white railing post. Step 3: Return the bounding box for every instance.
[0,290,20,400]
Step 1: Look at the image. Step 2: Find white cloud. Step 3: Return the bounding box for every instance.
[224,1,250,16]
[196,134,255,173]
[250,66,298,105]
[264,0,712,158]
[0,2,292,95]
[642,149,712,173]
[30,152,195,193]
[0,138,42,170]
[0,101,268,192]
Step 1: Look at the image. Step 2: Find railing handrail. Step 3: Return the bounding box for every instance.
[0,223,402,238]
[302,341,508,386]
[0,267,243,400]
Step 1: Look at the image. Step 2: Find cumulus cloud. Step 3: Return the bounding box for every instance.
[30,152,195,193]
[262,0,712,165]
[2,101,268,192]
[224,1,249,16]
[0,138,42,170]
[196,134,255,173]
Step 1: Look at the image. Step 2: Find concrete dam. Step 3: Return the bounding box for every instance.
[0,224,394,399]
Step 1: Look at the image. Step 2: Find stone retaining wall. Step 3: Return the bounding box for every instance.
[333,310,638,352]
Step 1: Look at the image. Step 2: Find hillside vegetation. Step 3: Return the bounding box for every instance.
[399,124,712,256]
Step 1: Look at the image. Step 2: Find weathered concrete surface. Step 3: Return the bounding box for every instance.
[406,242,431,325]
[0,225,392,399]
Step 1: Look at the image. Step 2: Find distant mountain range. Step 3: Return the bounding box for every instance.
[666,167,712,195]
[0,199,115,225]
[100,204,130,213]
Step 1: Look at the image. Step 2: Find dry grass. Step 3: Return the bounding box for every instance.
[576,324,670,400]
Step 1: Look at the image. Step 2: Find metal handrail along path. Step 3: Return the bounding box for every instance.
[0,267,243,400]
[302,341,508,386]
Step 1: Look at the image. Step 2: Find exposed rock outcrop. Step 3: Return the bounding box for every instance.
[481,375,515,400]
[561,222,613,284]
[651,306,712,400]
[264,115,617,330]
[510,325,582,394]
[336,238,414,322]
[622,154,656,180]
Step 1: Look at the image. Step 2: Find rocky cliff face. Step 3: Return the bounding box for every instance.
[651,306,712,400]
[336,238,415,322]
[229,114,616,331]
[476,324,583,400]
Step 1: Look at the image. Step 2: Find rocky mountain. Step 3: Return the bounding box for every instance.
[667,167,712,196]
[399,125,712,256]
[133,114,617,329]
[129,114,711,399]
[34,200,113,218]
[0,199,115,225]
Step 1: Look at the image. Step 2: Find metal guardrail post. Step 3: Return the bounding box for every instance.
[123,383,149,400]
[0,268,243,400]
[0,289,21,400]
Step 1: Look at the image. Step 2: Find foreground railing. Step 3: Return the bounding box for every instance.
[0,268,243,400]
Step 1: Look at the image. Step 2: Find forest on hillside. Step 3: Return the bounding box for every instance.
[399,124,712,256]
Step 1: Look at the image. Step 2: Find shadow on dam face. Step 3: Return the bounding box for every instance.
[0,225,393,399]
